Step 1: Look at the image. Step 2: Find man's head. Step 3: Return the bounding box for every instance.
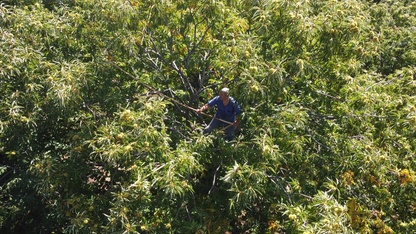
[219,87,229,100]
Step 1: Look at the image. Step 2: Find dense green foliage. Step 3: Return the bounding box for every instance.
[1,0,415,233]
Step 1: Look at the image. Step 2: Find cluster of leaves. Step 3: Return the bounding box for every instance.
[1,0,415,233]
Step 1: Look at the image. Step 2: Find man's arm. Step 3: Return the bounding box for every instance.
[232,99,242,126]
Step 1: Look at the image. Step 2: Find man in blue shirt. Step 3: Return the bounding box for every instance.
[197,88,241,141]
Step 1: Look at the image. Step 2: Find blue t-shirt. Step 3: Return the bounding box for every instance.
[207,96,241,122]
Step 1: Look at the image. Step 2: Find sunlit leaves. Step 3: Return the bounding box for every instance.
[43,61,87,107]
[88,98,168,163]
[222,161,268,209]
[308,192,349,232]
[1,0,416,233]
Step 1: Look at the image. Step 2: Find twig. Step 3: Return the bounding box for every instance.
[208,159,223,195]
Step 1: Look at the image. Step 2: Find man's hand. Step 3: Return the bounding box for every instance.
[233,119,241,127]
[197,104,209,113]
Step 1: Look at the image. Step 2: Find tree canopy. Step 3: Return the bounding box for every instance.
[1,0,415,233]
